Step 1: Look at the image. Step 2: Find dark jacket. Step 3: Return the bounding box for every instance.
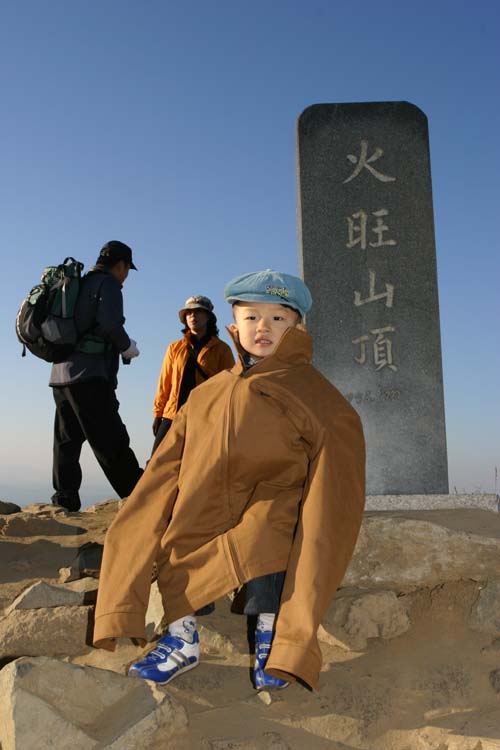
[49,266,131,387]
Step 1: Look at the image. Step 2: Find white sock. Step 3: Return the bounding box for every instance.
[168,615,197,642]
[257,613,276,632]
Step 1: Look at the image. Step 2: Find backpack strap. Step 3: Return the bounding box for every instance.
[186,345,209,380]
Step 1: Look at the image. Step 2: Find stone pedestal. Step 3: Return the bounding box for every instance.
[365,493,499,513]
[297,101,448,494]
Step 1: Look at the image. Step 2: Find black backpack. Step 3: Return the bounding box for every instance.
[16,257,86,363]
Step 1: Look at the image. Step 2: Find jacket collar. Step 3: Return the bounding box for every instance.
[228,325,313,376]
[184,331,218,350]
[89,265,123,289]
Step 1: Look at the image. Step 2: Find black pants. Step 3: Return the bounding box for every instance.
[52,379,143,509]
[151,417,172,456]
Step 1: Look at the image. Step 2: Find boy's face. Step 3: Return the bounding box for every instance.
[230,302,300,359]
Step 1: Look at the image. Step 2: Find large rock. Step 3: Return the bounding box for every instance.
[0,513,86,537]
[0,605,92,658]
[0,656,189,750]
[345,516,500,590]
[83,499,120,514]
[63,576,99,603]
[321,589,410,650]
[6,581,85,613]
[22,503,69,516]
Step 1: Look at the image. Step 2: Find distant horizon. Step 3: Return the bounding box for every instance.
[2,476,498,512]
[0,478,118,509]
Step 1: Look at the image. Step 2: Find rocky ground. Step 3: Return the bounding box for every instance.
[1,499,500,749]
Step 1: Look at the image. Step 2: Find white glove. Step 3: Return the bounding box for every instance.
[121,339,140,359]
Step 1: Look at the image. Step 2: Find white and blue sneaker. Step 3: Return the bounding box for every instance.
[253,627,290,690]
[128,620,199,685]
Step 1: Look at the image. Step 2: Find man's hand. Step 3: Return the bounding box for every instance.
[152,417,162,436]
[121,339,140,359]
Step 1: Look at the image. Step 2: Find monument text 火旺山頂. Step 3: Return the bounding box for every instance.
[297,101,448,494]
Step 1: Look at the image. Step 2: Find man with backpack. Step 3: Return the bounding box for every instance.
[48,240,143,511]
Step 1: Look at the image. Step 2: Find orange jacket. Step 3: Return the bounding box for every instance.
[153,332,235,419]
[94,328,365,690]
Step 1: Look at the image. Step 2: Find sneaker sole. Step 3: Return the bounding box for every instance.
[129,658,199,685]
[255,681,290,691]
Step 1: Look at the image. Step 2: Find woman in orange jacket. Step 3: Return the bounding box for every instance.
[151,295,234,453]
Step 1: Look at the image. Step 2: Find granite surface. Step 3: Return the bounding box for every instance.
[365,493,498,513]
[297,101,448,494]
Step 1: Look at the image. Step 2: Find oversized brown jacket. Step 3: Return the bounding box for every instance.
[153,332,235,420]
[93,327,366,690]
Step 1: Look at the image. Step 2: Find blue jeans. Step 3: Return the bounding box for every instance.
[197,571,285,617]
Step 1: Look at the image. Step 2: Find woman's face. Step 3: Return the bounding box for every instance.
[185,308,210,337]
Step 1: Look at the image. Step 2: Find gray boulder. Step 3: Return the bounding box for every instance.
[63,576,99,603]
[1,513,86,537]
[83,499,120,514]
[0,656,189,750]
[22,503,68,516]
[6,581,86,613]
[321,589,410,650]
[0,605,92,658]
[345,516,500,590]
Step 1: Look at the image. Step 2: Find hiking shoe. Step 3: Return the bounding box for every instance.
[128,630,200,684]
[253,628,289,690]
[51,491,81,512]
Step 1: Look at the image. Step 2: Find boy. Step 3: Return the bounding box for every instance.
[93,269,365,691]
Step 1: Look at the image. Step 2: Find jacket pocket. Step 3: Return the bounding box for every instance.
[227,481,305,581]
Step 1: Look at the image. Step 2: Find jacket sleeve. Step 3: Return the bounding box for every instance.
[153,344,174,418]
[266,405,366,690]
[93,275,130,352]
[93,407,187,650]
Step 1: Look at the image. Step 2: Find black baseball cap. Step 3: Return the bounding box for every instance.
[97,240,137,270]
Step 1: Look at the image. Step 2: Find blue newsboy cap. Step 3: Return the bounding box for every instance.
[224,269,312,318]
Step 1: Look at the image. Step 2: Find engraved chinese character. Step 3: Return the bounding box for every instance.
[343,140,396,184]
[352,333,370,365]
[354,270,394,308]
[370,209,397,247]
[346,210,368,249]
[346,208,397,249]
[352,326,398,372]
[372,326,397,371]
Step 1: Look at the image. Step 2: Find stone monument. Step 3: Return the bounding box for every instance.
[297,101,448,495]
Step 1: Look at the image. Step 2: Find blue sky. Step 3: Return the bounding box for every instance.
[1,0,499,506]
